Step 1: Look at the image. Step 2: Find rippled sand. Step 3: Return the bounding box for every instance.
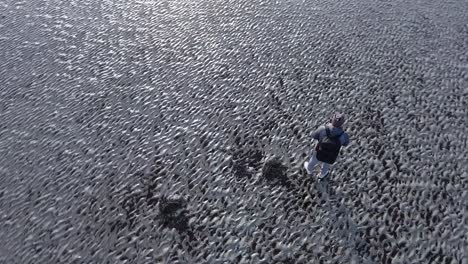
[0,0,467,263]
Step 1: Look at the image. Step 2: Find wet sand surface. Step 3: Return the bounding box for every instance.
[0,0,467,263]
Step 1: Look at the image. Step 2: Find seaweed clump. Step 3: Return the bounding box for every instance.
[262,157,288,184]
[159,195,189,232]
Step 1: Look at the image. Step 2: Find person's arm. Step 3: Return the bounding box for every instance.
[341,133,350,147]
[311,126,324,141]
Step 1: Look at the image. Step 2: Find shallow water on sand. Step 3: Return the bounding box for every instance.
[0,0,467,263]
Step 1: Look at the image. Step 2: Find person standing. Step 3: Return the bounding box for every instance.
[304,112,350,179]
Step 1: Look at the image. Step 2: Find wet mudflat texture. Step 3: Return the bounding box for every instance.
[1,0,467,263]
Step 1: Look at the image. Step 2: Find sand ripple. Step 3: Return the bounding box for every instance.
[0,0,467,263]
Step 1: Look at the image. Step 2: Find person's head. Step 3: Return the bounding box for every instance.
[331,112,345,127]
